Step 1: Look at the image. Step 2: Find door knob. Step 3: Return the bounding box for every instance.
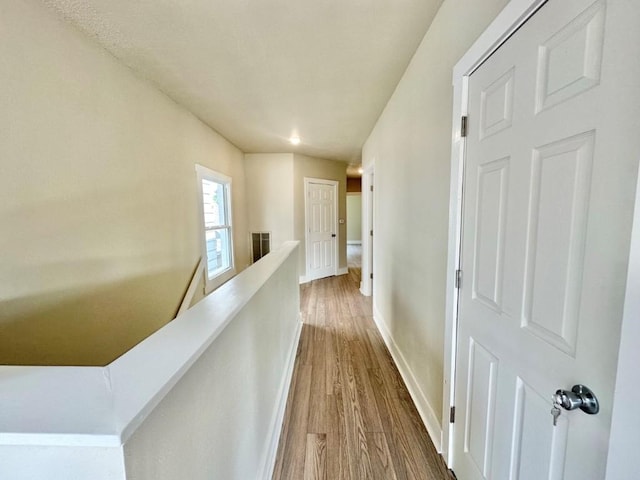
[553,384,599,414]
[331,234,336,237]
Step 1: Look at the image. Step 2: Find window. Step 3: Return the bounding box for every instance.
[196,165,235,292]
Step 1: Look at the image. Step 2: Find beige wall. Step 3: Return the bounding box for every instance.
[362,0,509,429]
[293,154,347,277]
[346,194,362,243]
[244,154,295,251]
[0,0,249,366]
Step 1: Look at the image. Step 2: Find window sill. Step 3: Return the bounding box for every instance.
[204,266,236,295]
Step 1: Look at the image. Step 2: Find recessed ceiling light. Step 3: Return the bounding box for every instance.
[289,136,301,145]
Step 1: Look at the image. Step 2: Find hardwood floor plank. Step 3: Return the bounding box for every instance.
[326,392,351,479]
[369,369,436,480]
[300,282,312,319]
[366,328,405,393]
[347,337,383,433]
[326,325,342,395]
[326,431,351,480]
[367,367,409,480]
[304,433,327,480]
[275,364,313,480]
[367,432,399,480]
[297,324,313,366]
[337,334,374,480]
[395,391,450,479]
[307,327,328,433]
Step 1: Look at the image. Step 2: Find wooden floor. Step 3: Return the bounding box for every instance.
[272,246,450,480]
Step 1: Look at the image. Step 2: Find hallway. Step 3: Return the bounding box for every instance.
[272,246,450,479]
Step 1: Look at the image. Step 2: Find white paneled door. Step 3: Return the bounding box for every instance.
[453,1,639,479]
[305,178,338,281]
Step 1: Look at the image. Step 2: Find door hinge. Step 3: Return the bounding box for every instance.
[449,406,456,423]
[460,116,468,138]
[370,273,373,280]
[455,269,462,289]
[370,229,373,236]
[370,185,374,192]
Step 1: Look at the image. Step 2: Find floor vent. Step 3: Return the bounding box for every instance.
[251,232,271,263]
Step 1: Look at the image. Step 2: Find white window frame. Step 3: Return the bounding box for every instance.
[195,164,235,293]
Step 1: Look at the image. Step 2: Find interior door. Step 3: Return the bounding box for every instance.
[306,179,337,281]
[453,1,639,479]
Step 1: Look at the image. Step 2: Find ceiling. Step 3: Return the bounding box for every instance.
[42,0,444,163]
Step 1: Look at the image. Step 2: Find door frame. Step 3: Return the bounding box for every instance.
[361,162,375,296]
[303,177,339,282]
[443,0,640,473]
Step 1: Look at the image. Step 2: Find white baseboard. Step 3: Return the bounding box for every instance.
[372,304,443,453]
[347,241,362,245]
[299,275,309,284]
[259,314,303,480]
[337,267,348,276]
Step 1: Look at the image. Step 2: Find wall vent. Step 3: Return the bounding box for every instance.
[251,232,271,263]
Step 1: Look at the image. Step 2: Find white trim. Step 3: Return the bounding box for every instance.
[360,163,375,297]
[373,304,442,453]
[605,169,640,479]
[176,258,204,317]
[259,314,303,480]
[346,241,362,245]
[337,267,349,276]
[452,0,548,80]
[444,0,548,464]
[303,177,339,281]
[195,164,236,294]
[195,163,232,184]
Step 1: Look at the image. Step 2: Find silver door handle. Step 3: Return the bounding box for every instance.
[553,384,599,414]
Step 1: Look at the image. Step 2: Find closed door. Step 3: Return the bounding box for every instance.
[305,179,337,281]
[453,1,639,479]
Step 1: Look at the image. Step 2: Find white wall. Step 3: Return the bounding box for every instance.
[123,246,300,479]
[346,194,362,243]
[244,154,295,251]
[362,0,509,443]
[0,0,249,366]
